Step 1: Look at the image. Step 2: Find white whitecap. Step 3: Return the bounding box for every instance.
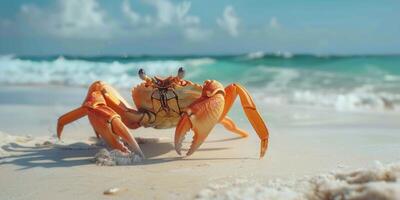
[245,51,265,59]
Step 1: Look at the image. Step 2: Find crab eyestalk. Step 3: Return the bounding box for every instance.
[138,68,148,80]
[139,68,154,84]
[177,67,185,79]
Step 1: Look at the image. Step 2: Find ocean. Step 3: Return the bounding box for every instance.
[0,53,399,112]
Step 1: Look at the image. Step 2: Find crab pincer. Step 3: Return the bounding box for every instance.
[175,80,225,156]
[175,80,269,158]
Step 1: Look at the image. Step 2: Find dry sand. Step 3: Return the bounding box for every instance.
[0,86,400,200]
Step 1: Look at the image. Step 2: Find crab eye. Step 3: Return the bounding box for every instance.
[138,68,147,80]
[178,67,185,79]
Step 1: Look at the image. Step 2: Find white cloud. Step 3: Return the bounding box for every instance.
[140,0,200,27]
[15,0,210,41]
[122,0,209,41]
[54,0,113,39]
[174,1,200,26]
[217,6,239,37]
[122,0,141,25]
[269,17,280,29]
[20,0,114,39]
[146,0,175,25]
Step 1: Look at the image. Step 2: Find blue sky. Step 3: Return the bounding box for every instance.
[0,0,399,55]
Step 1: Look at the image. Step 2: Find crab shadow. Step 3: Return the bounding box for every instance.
[0,136,251,169]
[0,141,174,170]
[0,142,99,170]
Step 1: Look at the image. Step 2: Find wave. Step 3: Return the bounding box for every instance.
[245,51,266,59]
[241,64,400,112]
[0,55,215,88]
[245,51,293,60]
[292,90,399,111]
[254,86,400,112]
[1,55,399,112]
[254,90,399,112]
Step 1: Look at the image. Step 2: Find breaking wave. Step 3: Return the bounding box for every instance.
[0,54,399,112]
[0,55,214,88]
[256,90,400,112]
[245,51,293,59]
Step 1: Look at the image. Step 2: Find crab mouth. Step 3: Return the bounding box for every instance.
[155,86,170,90]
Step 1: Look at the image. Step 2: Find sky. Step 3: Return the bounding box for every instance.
[0,0,399,55]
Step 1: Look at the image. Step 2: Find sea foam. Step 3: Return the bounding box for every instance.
[197,161,400,200]
[1,55,399,112]
[0,55,212,88]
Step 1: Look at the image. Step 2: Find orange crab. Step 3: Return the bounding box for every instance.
[57,67,269,159]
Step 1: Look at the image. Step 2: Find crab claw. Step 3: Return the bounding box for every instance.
[175,80,225,156]
[109,115,145,158]
[88,105,145,158]
[174,113,191,155]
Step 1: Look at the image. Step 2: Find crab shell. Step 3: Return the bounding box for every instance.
[132,77,203,129]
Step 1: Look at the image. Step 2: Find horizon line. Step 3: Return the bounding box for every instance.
[4,52,400,58]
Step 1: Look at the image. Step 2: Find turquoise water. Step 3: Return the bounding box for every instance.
[0,54,399,111]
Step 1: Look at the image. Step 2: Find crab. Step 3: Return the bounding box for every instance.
[57,67,269,159]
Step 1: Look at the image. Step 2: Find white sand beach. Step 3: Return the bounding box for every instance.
[0,85,399,199]
[1,0,400,198]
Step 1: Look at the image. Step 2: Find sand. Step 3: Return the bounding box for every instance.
[197,161,400,200]
[1,86,400,200]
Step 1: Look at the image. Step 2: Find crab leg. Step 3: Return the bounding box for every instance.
[57,107,87,138]
[57,81,145,157]
[220,116,249,137]
[220,84,269,158]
